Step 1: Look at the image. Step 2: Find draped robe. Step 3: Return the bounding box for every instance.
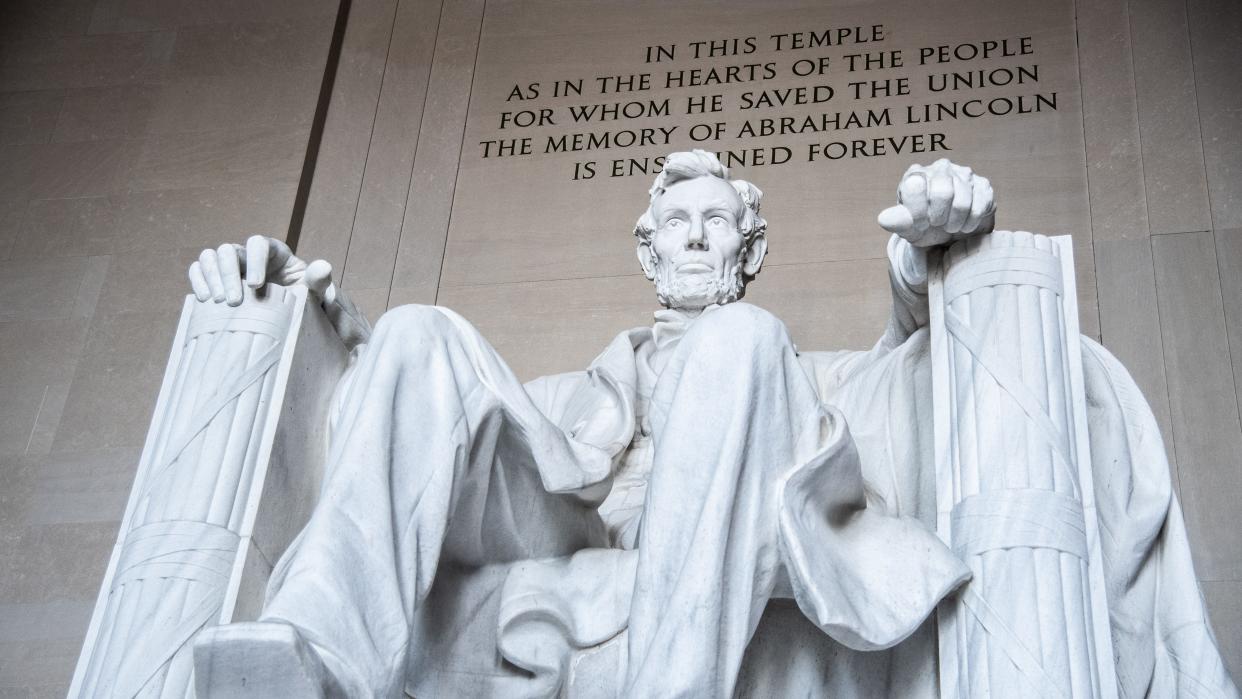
[257,241,1237,697]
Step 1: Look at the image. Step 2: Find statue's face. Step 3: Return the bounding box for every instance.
[639,176,762,310]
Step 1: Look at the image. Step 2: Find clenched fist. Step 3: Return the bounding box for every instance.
[877,159,995,247]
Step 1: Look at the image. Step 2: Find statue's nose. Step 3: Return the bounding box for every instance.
[686,219,707,249]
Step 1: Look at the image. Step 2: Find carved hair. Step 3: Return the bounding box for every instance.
[633,150,767,247]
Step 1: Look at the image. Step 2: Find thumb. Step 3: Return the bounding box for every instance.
[304,259,335,301]
[304,259,370,348]
[878,205,914,235]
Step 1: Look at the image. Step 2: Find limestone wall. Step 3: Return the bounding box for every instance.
[0,0,341,694]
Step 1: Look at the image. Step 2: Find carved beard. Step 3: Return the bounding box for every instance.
[652,255,746,310]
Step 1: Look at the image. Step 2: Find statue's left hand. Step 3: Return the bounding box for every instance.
[188,236,323,306]
[189,236,371,348]
[877,159,995,247]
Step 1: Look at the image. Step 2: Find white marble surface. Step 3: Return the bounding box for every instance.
[74,153,1238,697]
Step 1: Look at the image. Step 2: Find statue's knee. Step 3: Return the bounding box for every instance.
[686,302,790,356]
[371,304,456,350]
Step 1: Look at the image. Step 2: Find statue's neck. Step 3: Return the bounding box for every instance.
[651,304,717,355]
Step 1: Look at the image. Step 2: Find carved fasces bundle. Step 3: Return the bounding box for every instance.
[69,286,346,698]
[929,231,1118,699]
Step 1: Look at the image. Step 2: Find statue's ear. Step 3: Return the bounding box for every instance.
[637,242,657,280]
[743,234,767,276]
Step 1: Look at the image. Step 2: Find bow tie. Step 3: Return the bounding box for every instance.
[651,305,722,353]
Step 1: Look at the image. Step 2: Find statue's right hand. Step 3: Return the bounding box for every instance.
[188,235,309,307]
[877,159,995,248]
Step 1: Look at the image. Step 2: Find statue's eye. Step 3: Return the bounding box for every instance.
[664,218,683,229]
[708,216,727,227]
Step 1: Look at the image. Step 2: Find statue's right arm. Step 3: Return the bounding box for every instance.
[872,159,996,353]
[188,235,373,351]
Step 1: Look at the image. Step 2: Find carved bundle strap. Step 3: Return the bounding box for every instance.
[113,520,240,591]
[109,521,241,698]
[950,489,1087,560]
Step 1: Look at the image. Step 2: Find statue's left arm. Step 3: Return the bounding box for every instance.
[873,159,995,352]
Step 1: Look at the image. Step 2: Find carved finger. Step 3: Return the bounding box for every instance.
[245,235,270,288]
[304,259,333,299]
[188,262,211,302]
[927,172,955,227]
[266,237,292,269]
[964,177,995,233]
[979,183,995,232]
[266,238,305,285]
[217,243,244,306]
[946,176,972,233]
[899,172,930,232]
[199,248,226,302]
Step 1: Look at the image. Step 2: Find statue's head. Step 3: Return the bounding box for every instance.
[634,150,768,310]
